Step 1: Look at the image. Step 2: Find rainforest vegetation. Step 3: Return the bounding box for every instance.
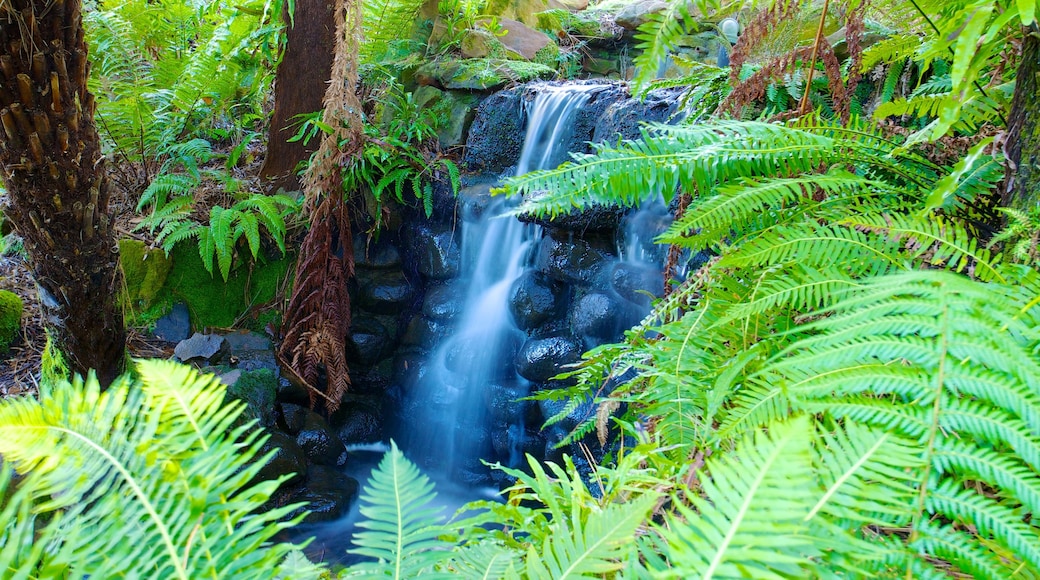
[2,0,1040,577]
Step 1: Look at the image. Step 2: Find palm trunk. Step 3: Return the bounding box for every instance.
[0,0,126,385]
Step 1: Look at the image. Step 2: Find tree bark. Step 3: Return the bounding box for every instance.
[1003,27,1040,210]
[259,0,337,193]
[0,0,126,385]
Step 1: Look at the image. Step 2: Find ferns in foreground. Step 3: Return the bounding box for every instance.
[0,360,321,578]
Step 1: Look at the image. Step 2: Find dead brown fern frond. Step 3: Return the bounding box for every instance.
[277,0,363,414]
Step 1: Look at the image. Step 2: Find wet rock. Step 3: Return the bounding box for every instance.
[536,233,614,285]
[276,375,310,407]
[509,272,559,330]
[444,331,524,380]
[611,262,664,307]
[416,227,461,280]
[153,302,191,343]
[350,359,394,395]
[279,403,311,435]
[255,430,307,486]
[334,399,383,445]
[347,317,391,366]
[294,465,359,524]
[358,271,415,314]
[614,0,668,30]
[593,86,686,143]
[223,330,272,351]
[516,335,585,382]
[423,283,465,321]
[518,203,626,233]
[174,333,230,364]
[486,381,529,423]
[296,413,346,467]
[463,88,525,173]
[354,235,402,270]
[571,292,625,340]
[401,315,453,349]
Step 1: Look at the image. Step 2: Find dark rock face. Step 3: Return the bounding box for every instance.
[415,225,461,280]
[358,271,415,314]
[509,272,560,330]
[444,331,524,380]
[401,315,453,349]
[354,235,402,270]
[592,86,686,143]
[518,203,627,233]
[516,335,585,382]
[422,283,466,321]
[296,413,346,467]
[463,87,526,174]
[255,430,307,486]
[347,317,392,366]
[174,333,230,364]
[486,381,530,424]
[536,233,614,285]
[291,465,359,524]
[571,292,626,340]
[611,262,664,307]
[153,302,191,342]
[334,400,383,445]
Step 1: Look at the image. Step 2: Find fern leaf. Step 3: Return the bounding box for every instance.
[347,441,454,579]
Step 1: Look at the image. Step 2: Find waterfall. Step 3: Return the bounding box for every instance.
[404,84,604,482]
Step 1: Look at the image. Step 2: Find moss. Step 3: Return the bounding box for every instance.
[226,368,277,427]
[416,58,555,90]
[0,290,21,356]
[129,242,294,331]
[535,9,607,38]
[533,42,561,68]
[119,239,173,312]
[40,334,69,385]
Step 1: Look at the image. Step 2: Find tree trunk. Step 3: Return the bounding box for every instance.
[259,0,337,193]
[1003,27,1040,209]
[0,0,126,385]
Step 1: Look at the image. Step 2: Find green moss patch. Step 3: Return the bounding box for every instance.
[0,290,22,355]
[416,58,555,90]
[129,242,294,331]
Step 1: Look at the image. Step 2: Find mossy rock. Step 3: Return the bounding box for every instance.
[131,242,294,331]
[0,290,21,355]
[416,58,556,90]
[119,239,173,310]
[416,86,484,148]
[226,368,278,428]
[535,9,612,39]
[460,28,510,59]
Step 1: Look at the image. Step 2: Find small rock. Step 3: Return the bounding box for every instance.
[153,302,191,343]
[347,317,391,366]
[571,292,625,340]
[417,228,461,280]
[173,332,230,364]
[611,262,663,307]
[334,402,384,445]
[536,233,614,285]
[401,315,453,349]
[509,272,560,330]
[296,413,346,467]
[358,271,415,314]
[515,335,585,383]
[254,429,307,486]
[280,403,311,435]
[354,235,402,269]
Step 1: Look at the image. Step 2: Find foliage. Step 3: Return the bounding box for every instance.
[86,0,283,190]
[0,360,322,578]
[137,189,300,281]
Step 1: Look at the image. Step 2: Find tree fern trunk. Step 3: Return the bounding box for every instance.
[0,0,126,385]
[259,0,336,193]
[1004,27,1040,209]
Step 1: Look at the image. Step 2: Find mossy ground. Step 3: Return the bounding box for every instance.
[0,290,22,355]
[126,242,294,332]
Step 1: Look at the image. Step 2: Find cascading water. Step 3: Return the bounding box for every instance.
[404,84,605,482]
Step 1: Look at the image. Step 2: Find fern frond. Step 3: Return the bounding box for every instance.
[348,441,454,579]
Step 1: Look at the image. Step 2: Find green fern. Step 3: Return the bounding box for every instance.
[346,441,455,579]
[0,360,320,578]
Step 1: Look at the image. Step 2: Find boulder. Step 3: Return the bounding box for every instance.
[118,239,173,309]
[415,59,555,91]
[571,292,626,340]
[415,86,484,149]
[535,232,614,285]
[296,412,346,467]
[518,203,626,233]
[401,315,453,349]
[515,335,585,382]
[509,271,560,330]
[347,317,392,366]
[422,283,466,321]
[614,0,668,30]
[174,333,230,364]
[416,227,461,280]
[484,0,550,26]
[482,18,554,62]
[254,429,307,486]
[611,262,664,307]
[592,86,685,143]
[293,465,359,524]
[461,29,509,59]
[354,235,402,270]
[333,398,384,445]
[463,88,526,173]
[225,368,278,428]
[358,270,415,314]
[152,302,191,343]
[548,0,588,11]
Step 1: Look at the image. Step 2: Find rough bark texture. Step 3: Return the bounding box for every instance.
[1004,28,1040,210]
[0,0,126,385]
[259,0,337,193]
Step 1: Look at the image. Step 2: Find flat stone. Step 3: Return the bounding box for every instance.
[173,332,229,364]
[153,302,191,343]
